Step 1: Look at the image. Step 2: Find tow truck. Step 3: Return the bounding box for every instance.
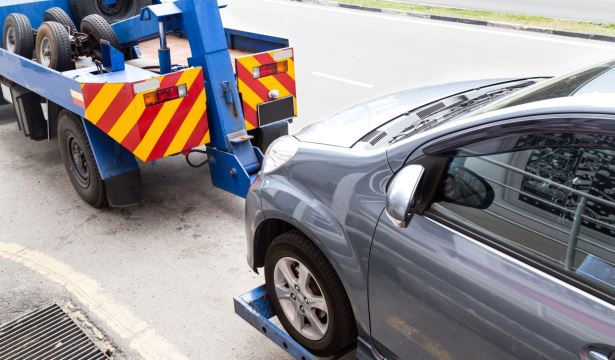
[0,0,296,207]
[0,0,330,358]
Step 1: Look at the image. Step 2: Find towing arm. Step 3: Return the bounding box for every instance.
[111,0,282,197]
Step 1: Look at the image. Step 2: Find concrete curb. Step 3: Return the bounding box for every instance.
[288,0,615,43]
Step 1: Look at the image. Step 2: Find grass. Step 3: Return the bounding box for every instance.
[331,0,615,37]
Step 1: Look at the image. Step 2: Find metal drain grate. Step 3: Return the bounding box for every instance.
[0,304,109,360]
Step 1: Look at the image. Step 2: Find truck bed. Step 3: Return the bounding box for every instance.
[129,35,252,69]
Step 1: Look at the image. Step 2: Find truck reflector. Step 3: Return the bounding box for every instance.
[252,61,288,79]
[81,67,210,162]
[144,84,188,106]
[236,48,297,130]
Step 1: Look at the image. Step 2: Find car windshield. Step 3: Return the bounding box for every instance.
[480,60,615,113]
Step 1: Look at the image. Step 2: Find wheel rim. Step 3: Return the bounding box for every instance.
[39,36,51,67]
[273,257,329,341]
[66,134,90,188]
[5,27,16,52]
[95,0,126,17]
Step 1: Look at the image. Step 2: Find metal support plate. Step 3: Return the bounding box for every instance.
[234,285,322,360]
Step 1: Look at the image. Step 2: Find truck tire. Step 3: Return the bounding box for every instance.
[35,21,73,71]
[58,110,108,208]
[44,7,77,32]
[2,13,34,58]
[264,231,357,357]
[80,14,120,60]
[71,0,151,24]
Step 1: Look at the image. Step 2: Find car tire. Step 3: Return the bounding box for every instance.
[2,13,35,58]
[265,230,356,357]
[57,110,108,208]
[35,21,73,71]
[71,0,151,24]
[80,14,120,60]
[44,7,77,32]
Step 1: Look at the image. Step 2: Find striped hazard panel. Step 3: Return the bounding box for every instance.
[236,48,297,130]
[79,67,209,162]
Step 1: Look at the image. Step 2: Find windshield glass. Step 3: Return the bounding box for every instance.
[480,60,615,113]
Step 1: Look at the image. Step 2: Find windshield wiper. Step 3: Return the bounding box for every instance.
[390,81,535,143]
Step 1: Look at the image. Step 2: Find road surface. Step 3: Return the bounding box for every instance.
[399,0,615,23]
[1,1,614,359]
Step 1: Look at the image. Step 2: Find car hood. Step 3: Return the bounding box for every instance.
[295,78,518,148]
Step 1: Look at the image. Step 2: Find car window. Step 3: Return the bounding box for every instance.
[431,133,615,294]
[481,60,615,113]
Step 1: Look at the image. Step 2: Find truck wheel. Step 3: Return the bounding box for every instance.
[2,13,34,58]
[57,110,108,208]
[80,14,120,60]
[264,231,357,357]
[44,7,77,32]
[71,0,151,24]
[35,21,73,71]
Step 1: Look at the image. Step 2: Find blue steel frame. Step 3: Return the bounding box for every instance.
[0,0,290,198]
[176,0,262,197]
[234,285,324,360]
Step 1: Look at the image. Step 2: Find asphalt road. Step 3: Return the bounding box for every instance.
[1,1,615,359]
[399,0,615,23]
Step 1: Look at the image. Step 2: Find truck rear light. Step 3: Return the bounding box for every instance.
[252,61,288,79]
[144,84,188,106]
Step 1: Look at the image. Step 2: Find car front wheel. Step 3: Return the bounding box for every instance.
[265,230,356,357]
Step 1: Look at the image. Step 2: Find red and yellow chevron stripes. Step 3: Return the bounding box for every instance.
[80,68,209,162]
[236,48,297,130]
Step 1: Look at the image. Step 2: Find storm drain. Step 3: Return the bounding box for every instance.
[0,304,109,360]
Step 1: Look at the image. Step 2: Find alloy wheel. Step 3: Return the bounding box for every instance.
[273,257,329,341]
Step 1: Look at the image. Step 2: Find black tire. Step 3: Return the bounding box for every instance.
[2,13,34,58]
[265,231,357,357]
[35,21,73,71]
[71,0,151,24]
[44,7,77,32]
[80,14,120,60]
[57,110,108,208]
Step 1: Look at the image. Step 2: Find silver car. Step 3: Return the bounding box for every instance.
[245,60,615,359]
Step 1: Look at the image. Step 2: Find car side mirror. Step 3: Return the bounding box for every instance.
[386,165,425,228]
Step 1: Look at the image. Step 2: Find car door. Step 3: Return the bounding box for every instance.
[368,115,615,360]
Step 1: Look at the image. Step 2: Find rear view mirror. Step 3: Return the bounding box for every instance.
[442,166,494,209]
[386,165,425,228]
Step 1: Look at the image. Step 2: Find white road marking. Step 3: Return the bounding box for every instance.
[312,71,375,88]
[0,242,188,360]
[259,0,615,50]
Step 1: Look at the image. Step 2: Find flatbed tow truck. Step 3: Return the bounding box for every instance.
[0,0,295,205]
[0,0,330,359]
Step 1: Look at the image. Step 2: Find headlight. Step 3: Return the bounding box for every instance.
[262,136,299,174]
